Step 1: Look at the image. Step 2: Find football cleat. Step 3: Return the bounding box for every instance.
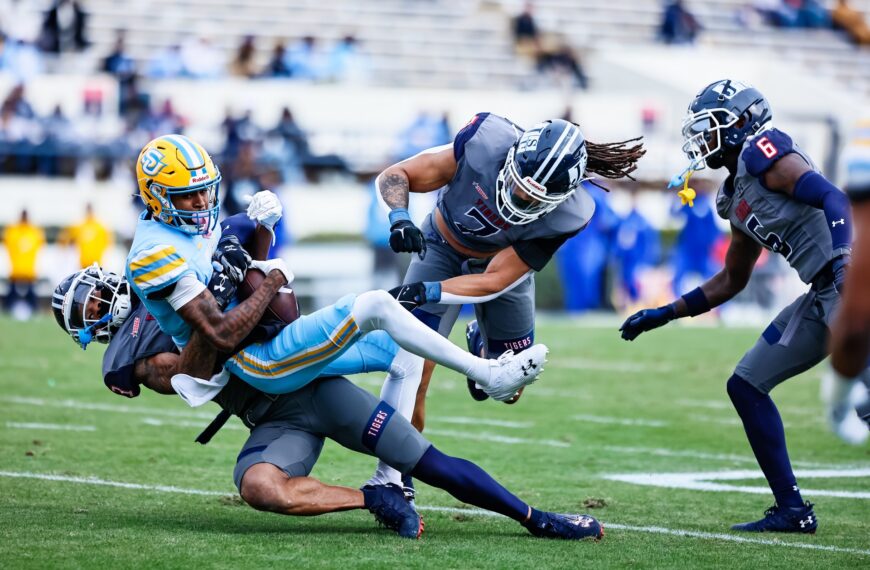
[523,512,604,540]
[465,321,490,402]
[362,483,424,539]
[484,345,548,402]
[731,502,817,533]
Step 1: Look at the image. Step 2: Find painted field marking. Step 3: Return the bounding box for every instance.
[604,468,870,499]
[600,445,842,470]
[573,414,668,427]
[554,358,672,373]
[6,422,96,432]
[141,418,245,431]
[430,416,533,429]
[1,470,867,557]
[424,428,569,448]
[3,395,215,420]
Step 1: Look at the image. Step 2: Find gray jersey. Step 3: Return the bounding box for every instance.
[716,128,833,284]
[436,113,594,271]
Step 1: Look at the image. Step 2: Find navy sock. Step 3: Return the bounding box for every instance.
[411,446,531,522]
[727,374,804,508]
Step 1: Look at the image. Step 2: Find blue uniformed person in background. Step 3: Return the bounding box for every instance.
[620,79,857,534]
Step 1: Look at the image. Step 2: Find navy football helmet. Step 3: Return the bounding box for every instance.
[496,119,588,225]
[52,264,131,349]
[682,79,772,170]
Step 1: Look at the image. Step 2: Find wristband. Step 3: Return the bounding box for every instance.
[681,287,710,317]
[388,208,412,226]
[423,281,442,303]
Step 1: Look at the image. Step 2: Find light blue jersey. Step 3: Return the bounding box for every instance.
[126,212,221,347]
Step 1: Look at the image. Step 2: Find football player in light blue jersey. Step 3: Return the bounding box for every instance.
[125,135,548,412]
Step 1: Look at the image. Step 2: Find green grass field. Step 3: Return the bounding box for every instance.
[1,315,868,569]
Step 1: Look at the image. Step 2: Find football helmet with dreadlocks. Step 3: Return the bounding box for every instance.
[52,264,132,349]
[496,119,588,225]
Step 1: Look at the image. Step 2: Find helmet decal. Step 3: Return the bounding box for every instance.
[140,148,168,177]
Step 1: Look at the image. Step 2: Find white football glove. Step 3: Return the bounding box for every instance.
[246,190,283,245]
[250,258,294,286]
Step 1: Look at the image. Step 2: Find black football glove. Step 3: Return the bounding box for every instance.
[832,252,851,294]
[388,282,429,312]
[389,219,426,260]
[212,234,252,285]
[207,271,237,311]
[619,304,676,341]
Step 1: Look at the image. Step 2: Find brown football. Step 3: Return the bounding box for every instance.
[237,267,300,325]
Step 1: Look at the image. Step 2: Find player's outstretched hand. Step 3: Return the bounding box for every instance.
[388,282,430,312]
[832,252,851,294]
[213,234,252,285]
[389,219,426,260]
[619,305,676,341]
[250,258,294,286]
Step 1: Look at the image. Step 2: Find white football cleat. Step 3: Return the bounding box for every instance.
[484,344,548,402]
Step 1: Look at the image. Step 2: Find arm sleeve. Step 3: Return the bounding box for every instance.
[513,230,580,272]
[453,113,490,161]
[792,170,852,250]
[166,272,207,310]
[128,244,191,298]
[742,129,795,178]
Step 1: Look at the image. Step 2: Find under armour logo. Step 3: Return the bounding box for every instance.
[799,516,814,528]
[832,219,845,227]
[521,358,537,376]
[214,281,226,292]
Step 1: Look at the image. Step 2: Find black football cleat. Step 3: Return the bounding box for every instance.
[731,502,817,533]
[362,483,424,539]
[465,320,490,401]
[523,512,604,540]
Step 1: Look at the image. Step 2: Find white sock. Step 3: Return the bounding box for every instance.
[370,349,424,487]
[351,290,494,386]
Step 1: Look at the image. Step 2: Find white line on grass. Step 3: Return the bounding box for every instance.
[5,422,96,431]
[573,414,668,427]
[141,418,245,431]
[600,445,838,469]
[2,470,867,557]
[604,468,870,499]
[554,358,673,373]
[3,395,216,420]
[423,428,570,448]
[429,416,534,429]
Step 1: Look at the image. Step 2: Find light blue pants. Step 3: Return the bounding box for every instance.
[224,294,399,394]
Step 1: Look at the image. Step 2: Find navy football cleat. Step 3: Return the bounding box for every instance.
[362,483,424,539]
[523,512,604,540]
[731,502,817,533]
[465,321,490,402]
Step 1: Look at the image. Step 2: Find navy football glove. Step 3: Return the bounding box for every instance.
[389,219,426,260]
[207,271,237,311]
[832,253,851,294]
[388,282,431,312]
[620,304,676,341]
[212,234,252,285]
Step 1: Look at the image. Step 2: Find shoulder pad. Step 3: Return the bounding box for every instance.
[128,244,189,295]
[715,181,733,220]
[544,188,595,234]
[453,113,491,161]
[741,128,794,178]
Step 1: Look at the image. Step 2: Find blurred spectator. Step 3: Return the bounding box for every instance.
[39,0,89,53]
[0,36,43,82]
[613,202,660,305]
[137,99,187,140]
[230,35,258,78]
[180,36,224,78]
[556,184,619,312]
[146,44,184,78]
[222,140,267,215]
[58,203,112,267]
[285,36,326,80]
[395,111,451,161]
[659,1,702,44]
[270,106,309,161]
[222,109,262,162]
[1,84,35,120]
[754,0,828,28]
[536,43,588,90]
[513,2,541,58]
[3,209,44,320]
[832,0,870,45]
[37,104,75,175]
[0,0,42,44]
[263,41,292,77]
[102,31,139,115]
[327,35,370,83]
[670,184,722,296]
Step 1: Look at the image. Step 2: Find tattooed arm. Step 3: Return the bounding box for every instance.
[177,269,287,353]
[376,145,457,209]
[133,353,179,395]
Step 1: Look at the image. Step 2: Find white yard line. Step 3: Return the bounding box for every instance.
[1,470,867,557]
[429,416,534,429]
[604,468,870,499]
[423,428,569,448]
[600,445,837,470]
[3,395,215,420]
[6,422,96,432]
[141,418,245,431]
[573,414,668,427]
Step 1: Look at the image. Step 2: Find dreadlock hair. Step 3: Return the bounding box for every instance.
[584,136,646,191]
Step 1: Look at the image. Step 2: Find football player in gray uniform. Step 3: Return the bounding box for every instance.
[378,114,645,430]
[829,121,870,434]
[51,264,604,541]
[620,79,858,534]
